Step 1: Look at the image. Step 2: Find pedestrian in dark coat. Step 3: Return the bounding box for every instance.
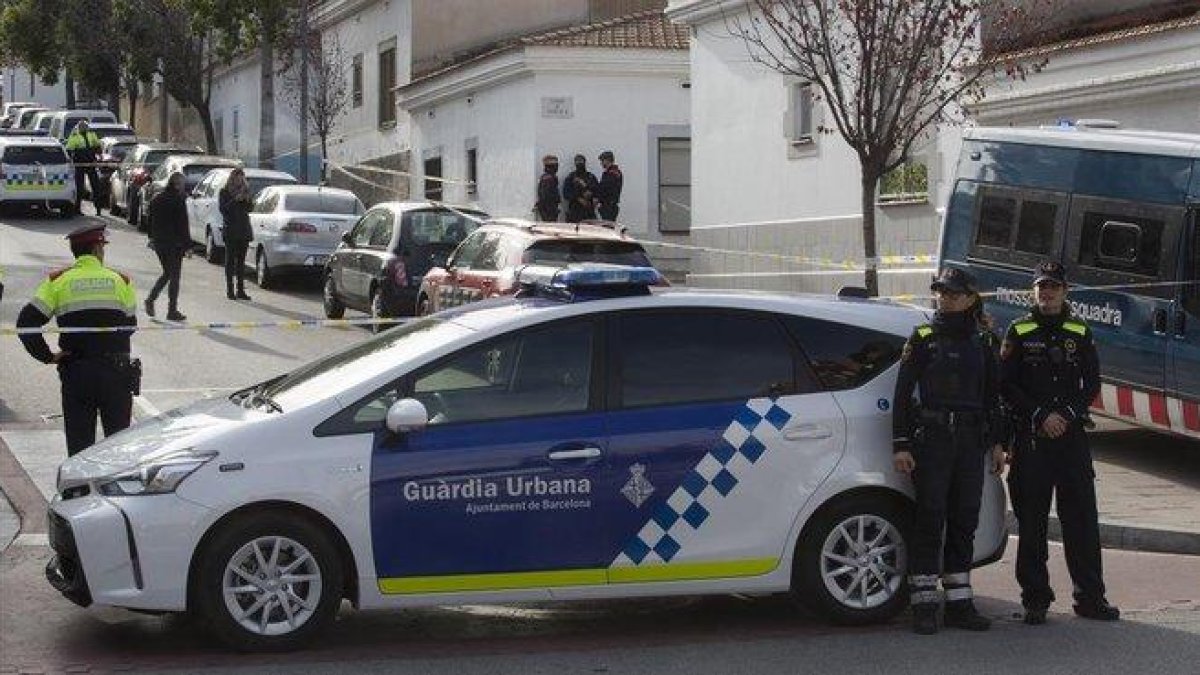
[596,150,623,221]
[534,154,561,221]
[562,154,598,223]
[219,168,254,300]
[145,172,190,321]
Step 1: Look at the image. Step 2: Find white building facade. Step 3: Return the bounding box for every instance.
[2,66,70,110]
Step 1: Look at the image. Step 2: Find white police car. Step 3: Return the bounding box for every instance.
[47,266,1007,651]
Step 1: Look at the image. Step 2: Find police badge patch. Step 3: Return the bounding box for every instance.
[1065,338,1077,354]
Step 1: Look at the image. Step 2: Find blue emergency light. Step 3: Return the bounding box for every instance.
[516,263,664,301]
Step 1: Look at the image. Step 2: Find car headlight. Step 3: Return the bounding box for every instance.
[97,450,217,497]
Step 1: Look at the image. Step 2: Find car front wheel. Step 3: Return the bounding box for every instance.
[791,494,911,625]
[195,511,343,652]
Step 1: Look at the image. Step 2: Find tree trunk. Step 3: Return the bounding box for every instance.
[258,40,275,168]
[197,105,218,154]
[65,73,76,109]
[127,80,138,130]
[860,169,881,297]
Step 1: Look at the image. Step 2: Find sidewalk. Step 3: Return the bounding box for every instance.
[2,420,1199,555]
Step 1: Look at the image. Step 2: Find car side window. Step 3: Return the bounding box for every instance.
[451,231,487,270]
[352,212,380,247]
[782,316,905,391]
[368,211,395,248]
[338,320,595,431]
[252,192,273,214]
[471,233,505,271]
[616,310,802,408]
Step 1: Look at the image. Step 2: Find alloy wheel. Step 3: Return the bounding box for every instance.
[818,514,905,610]
[221,535,323,637]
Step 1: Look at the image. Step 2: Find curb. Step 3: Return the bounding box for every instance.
[1006,511,1200,556]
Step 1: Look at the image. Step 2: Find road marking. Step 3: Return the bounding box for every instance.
[133,395,161,418]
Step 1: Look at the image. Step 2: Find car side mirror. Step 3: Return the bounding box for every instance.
[385,398,428,435]
[341,231,354,247]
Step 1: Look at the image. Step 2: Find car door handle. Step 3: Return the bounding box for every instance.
[783,424,833,441]
[548,446,602,461]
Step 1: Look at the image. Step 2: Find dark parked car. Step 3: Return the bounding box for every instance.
[135,154,241,231]
[109,142,203,221]
[322,202,487,328]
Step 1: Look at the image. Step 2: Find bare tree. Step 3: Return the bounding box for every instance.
[279,30,350,182]
[732,1,1051,295]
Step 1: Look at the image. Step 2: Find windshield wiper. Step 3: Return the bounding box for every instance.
[249,389,283,413]
[230,382,282,413]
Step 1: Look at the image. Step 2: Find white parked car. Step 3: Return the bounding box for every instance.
[248,185,365,288]
[46,266,1008,651]
[186,167,298,262]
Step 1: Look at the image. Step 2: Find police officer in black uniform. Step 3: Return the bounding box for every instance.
[16,225,139,455]
[596,150,623,221]
[534,154,561,221]
[562,154,598,223]
[1001,260,1119,625]
[893,268,1007,634]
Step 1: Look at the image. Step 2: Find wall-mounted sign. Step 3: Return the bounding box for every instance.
[541,97,573,119]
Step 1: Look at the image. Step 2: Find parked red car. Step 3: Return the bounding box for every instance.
[416,219,660,315]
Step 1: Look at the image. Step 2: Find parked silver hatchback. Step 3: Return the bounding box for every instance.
[250,185,365,287]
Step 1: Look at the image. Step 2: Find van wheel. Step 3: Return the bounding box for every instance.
[323,274,345,319]
[791,494,911,625]
[58,203,77,219]
[255,250,274,289]
[194,512,343,652]
[206,230,225,264]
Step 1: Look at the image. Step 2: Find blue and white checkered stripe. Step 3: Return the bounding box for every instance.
[612,398,795,566]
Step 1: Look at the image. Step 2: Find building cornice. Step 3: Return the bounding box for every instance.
[398,46,688,111]
[664,0,744,26]
[312,0,385,31]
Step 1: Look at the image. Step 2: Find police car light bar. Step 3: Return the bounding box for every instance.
[515,263,664,301]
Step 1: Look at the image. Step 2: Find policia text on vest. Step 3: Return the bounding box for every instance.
[16,225,141,455]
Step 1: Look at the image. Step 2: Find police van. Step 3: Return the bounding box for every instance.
[0,136,76,217]
[46,265,1007,650]
[938,124,1200,439]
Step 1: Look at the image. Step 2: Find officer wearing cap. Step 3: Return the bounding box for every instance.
[534,154,561,221]
[562,153,598,223]
[893,267,1006,634]
[65,120,103,215]
[16,224,139,456]
[595,150,623,221]
[1001,260,1119,625]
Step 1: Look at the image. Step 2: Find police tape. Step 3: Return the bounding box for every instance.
[0,317,408,336]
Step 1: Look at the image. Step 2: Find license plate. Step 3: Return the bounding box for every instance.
[307,255,328,266]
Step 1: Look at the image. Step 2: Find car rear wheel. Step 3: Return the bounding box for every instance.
[323,274,345,319]
[255,249,274,289]
[194,512,343,652]
[206,229,224,264]
[791,494,910,625]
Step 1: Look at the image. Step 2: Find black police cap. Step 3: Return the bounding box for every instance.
[1033,260,1067,286]
[930,267,976,294]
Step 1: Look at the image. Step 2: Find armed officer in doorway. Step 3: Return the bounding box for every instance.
[17,225,140,456]
[893,268,1007,634]
[1001,260,1119,625]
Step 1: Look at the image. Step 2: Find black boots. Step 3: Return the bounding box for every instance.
[228,286,251,301]
[1074,598,1120,621]
[944,601,992,631]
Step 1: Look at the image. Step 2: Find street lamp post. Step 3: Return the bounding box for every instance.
[299,0,310,183]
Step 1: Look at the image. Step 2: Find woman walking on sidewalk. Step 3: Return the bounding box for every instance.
[144,172,190,322]
[220,168,254,301]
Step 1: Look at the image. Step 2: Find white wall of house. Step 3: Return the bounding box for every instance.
[667,0,945,296]
[316,0,413,170]
[972,21,1200,132]
[2,66,68,110]
[403,47,691,238]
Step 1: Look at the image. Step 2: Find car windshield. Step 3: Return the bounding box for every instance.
[404,211,482,245]
[184,164,230,180]
[523,240,653,266]
[107,143,136,160]
[143,149,201,168]
[92,128,134,140]
[284,192,363,214]
[2,146,69,165]
[261,317,471,410]
[248,177,295,197]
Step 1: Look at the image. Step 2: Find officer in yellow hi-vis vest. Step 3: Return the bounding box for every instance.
[16,225,140,455]
[65,120,103,215]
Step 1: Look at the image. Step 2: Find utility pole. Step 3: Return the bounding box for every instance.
[299,0,310,183]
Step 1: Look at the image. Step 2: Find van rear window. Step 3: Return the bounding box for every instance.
[2,146,68,165]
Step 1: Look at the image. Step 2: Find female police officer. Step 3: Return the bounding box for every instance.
[893,267,1006,634]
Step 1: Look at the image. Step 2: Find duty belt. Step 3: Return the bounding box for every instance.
[919,409,985,427]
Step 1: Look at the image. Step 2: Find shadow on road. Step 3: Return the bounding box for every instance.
[195,328,302,361]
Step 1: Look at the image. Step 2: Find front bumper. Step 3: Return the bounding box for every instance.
[46,491,214,612]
